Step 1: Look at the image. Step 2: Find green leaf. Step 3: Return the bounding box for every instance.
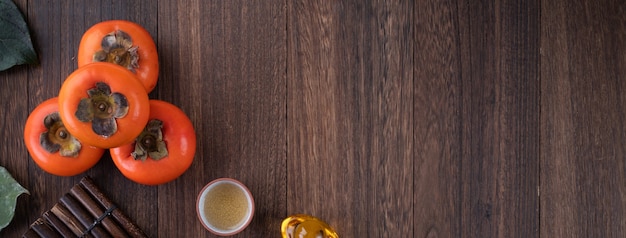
[0,166,29,231]
[0,0,38,71]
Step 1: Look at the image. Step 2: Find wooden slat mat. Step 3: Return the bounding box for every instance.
[22,177,147,238]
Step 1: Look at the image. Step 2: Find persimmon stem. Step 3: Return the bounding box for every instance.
[132,119,168,161]
[76,82,129,137]
[40,112,82,157]
[93,30,139,73]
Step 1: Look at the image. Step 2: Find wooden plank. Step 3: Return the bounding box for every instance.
[157,0,286,236]
[155,0,207,236]
[288,1,413,236]
[540,0,626,237]
[457,0,540,237]
[413,0,461,237]
[0,2,31,238]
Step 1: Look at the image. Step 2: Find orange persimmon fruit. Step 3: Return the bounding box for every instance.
[24,97,105,176]
[58,62,150,149]
[110,100,196,185]
[78,20,159,92]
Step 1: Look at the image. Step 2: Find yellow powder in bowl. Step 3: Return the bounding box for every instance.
[203,182,250,230]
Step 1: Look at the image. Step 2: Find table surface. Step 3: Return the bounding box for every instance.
[2,0,625,237]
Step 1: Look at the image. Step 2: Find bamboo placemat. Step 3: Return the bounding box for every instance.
[22,177,147,238]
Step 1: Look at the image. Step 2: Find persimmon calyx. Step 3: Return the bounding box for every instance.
[40,112,81,157]
[131,119,168,161]
[93,30,139,73]
[75,82,129,137]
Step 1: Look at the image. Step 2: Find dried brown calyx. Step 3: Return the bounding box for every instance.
[131,119,168,161]
[93,30,139,72]
[75,82,129,137]
[40,112,81,157]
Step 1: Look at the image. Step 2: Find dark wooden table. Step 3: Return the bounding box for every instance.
[2,0,625,237]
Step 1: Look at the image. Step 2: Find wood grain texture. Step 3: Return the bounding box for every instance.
[1,0,625,237]
[414,0,541,237]
[288,0,413,237]
[414,0,461,237]
[457,0,540,237]
[156,0,286,237]
[541,0,626,237]
[156,1,206,237]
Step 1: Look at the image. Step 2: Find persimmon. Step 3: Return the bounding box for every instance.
[110,100,196,185]
[58,62,150,149]
[78,20,158,92]
[24,97,105,176]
